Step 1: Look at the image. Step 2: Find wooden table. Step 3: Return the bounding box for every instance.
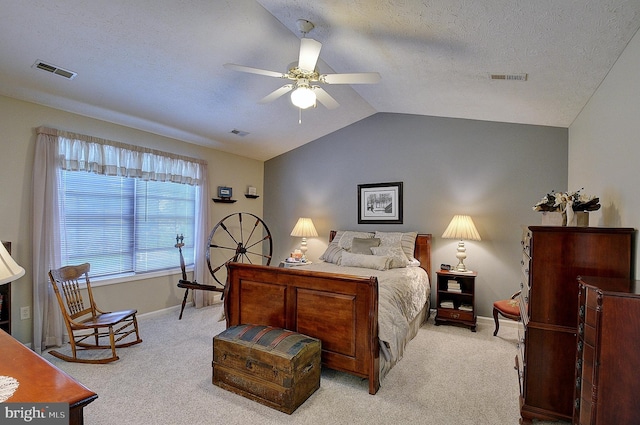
[0,330,97,425]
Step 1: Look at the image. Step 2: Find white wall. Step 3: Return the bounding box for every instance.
[0,95,264,344]
[264,113,568,318]
[569,28,640,272]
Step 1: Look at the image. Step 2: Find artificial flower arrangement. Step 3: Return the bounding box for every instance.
[533,188,601,213]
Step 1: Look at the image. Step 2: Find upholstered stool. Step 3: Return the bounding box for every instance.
[493,291,521,336]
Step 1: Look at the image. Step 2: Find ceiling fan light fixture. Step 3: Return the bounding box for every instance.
[290,86,316,109]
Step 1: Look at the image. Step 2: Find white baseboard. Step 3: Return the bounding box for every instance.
[477,314,520,330]
[138,293,224,320]
[138,303,189,319]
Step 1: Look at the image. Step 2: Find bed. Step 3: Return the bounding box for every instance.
[224,230,432,395]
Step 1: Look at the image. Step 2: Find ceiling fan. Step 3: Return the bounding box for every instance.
[224,19,381,111]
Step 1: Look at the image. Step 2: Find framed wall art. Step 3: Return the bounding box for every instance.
[357,182,403,224]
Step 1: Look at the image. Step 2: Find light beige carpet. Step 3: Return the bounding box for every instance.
[44,303,567,425]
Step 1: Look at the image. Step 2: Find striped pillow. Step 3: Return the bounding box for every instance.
[319,243,344,265]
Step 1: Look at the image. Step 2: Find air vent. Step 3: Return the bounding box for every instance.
[230,129,249,137]
[32,60,77,80]
[489,73,528,81]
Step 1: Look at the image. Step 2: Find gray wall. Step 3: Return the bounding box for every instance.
[264,112,567,318]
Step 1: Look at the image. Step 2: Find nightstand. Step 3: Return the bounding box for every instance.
[435,270,477,332]
[279,260,313,268]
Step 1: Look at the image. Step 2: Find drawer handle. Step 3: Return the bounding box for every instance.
[579,305,585,318]
[450,313,460,319]
[576,358,582,370]
[575,398,580,409]
[577,341,583,352]
[576,377,581,389]
[520,282,524,289]
[578,323,584,335]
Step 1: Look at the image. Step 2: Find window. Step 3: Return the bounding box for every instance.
[59,170,196,279]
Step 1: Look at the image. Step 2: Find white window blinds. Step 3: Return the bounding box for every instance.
[44,127,205,279]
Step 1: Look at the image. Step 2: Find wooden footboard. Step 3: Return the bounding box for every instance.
[225,263,381,394]
[224,233,431,395]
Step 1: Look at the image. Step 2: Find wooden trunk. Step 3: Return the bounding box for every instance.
[212,324,321,414]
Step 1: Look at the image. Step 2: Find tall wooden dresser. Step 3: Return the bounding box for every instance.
[573,276,640,425]
[517,226,634,424]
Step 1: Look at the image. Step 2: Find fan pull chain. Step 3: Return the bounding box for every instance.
[298,108,302,124]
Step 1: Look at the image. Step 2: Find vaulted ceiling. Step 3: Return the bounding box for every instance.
[1,1,639,160]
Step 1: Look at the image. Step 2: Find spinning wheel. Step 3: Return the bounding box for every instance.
[207,212,273,286]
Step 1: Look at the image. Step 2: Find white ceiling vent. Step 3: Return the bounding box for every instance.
[32,60,77,80]
[230,129,249,137]
[489,73,528,81]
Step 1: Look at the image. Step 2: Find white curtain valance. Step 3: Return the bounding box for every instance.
[37,126,206,185]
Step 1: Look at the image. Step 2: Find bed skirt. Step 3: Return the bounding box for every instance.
[379,298,431,380]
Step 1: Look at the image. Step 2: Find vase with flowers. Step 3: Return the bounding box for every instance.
[533,188,600,226]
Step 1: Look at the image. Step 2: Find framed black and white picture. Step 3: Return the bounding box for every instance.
[357,182,403,224]
[217,186,232,199]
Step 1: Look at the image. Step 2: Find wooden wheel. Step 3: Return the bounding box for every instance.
[206,212,273,286]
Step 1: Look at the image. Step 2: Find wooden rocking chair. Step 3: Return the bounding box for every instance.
[48,263,142,364]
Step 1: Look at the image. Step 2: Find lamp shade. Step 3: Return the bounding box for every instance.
[442,215,481,241]
[0,243,25,286]
[290,218,318,238]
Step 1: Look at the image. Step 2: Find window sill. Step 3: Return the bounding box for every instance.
[91,266,194,287]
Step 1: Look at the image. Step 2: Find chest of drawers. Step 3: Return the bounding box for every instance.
[516,226,634,424]
[574,277,640,425]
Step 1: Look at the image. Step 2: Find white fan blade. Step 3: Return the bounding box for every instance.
[322,72,381,84]
[313,87,340,109]
[258,84,293,104]
[298,38,322,72]
[224,63,285,79]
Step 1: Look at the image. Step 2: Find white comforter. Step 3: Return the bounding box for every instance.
[300,262,430,364]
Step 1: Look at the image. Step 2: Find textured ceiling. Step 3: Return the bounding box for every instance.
[0,1,639,160]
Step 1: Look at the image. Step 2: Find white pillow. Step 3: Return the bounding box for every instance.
[407,258,421,267]
[374,231,418,261]
[371,245,409,268]
[341,251,390,270]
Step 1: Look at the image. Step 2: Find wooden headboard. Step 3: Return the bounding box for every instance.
[328,230,432,280]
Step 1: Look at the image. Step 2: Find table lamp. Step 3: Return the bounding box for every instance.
[290,218,318,261]
[442,215,481,273]
[0,242,24,286]
[0,241,24,402]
